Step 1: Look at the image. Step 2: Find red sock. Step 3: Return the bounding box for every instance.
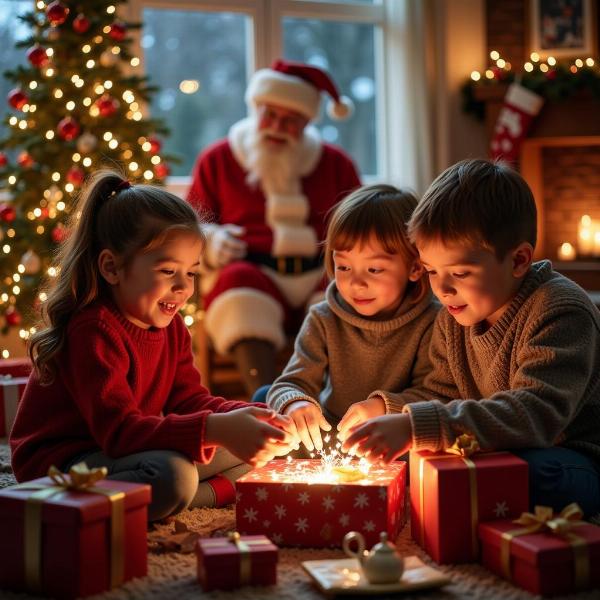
[207,474,236,507]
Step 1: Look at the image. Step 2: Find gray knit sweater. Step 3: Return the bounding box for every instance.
[383,261,600,463]
[267,281,439,424]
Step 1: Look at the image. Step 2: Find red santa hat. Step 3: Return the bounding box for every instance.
[245,59,354,121]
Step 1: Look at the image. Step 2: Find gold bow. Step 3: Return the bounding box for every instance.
[446,433,481,458]
[500,503,589,589]
[13,462,124,593]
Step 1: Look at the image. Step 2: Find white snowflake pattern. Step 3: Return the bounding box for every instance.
[275,504,287,519]
[494,500,509,518]
[263,520,271,528]
[363,520,376,532]
[298,491,310,505]
[243,507,258,522]
[282,483,294,492]
[255,487,268,501]
[271,533,283,545]
[295,517,309,533]
[354,492,369,509]
[322,496,335,511]
[339,513,350,527]
[331,485,343,494]
[497,107,523,137]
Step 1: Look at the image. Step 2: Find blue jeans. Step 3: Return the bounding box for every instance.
[252,384,270,404]
[513,447,600,517]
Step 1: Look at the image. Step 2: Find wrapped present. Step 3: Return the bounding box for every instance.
[0,357,32,378]
[236,459,406,548]
[0,375,28,438]
[0,463,151,599]
[410,435,529,564]
[196,531,277,590]
[479,503,600,596]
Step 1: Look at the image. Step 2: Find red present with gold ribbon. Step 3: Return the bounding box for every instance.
[196,532,278,590]
[236,459,406,548]
[0,375,28,438]
[479,503,600,596]
[0,463,151,599]
[0,357,32,378]
[410,435,529,564]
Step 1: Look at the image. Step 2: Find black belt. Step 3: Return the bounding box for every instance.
[247,253,323,275]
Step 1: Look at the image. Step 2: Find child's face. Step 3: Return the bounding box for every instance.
[111,233,202,330]
[333,236,420,319]
[417,238,525,328]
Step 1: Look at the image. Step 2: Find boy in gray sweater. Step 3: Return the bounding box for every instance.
[341,159,600,517]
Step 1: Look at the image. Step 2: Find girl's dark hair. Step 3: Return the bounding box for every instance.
[29,169,204,383]
[324,183,428,304]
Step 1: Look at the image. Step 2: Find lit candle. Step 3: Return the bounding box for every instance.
[557,242,576,261]
[577,215,594,256]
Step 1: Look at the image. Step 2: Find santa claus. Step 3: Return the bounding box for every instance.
[187,59,361,395]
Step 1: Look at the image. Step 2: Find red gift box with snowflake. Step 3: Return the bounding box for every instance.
[235,459,406,548]
[410,448,529,564]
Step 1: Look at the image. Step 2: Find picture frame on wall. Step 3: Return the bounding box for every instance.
[530,0,597,58]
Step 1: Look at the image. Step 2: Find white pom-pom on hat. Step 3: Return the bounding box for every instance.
[327,95,354,120]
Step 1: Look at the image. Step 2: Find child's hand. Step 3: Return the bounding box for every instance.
[340,413,413,464]
[284,400,331,452]
[205,406,298,466]
[337,396,386,442]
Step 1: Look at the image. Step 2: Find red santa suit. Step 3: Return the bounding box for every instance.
[187,117,360,354]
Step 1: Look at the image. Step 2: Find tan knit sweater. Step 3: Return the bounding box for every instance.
[383,261,600,463]
[267,282,439,424]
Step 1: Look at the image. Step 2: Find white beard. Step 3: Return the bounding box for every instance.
[245,129,302,196]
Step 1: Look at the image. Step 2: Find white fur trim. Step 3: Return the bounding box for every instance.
[228,118,322,178]
[266,193,309,225]
[246,69,320,120]
[272,224,317,257]
[327,95,354,120]
[261,267,324,309]
[506,83,544,115]
[204,288,286,354]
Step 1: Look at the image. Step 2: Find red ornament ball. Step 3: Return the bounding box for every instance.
[46,1,69,25]
[26,45,49,68]
[0,204,16,222]
[108,21,127,41]
[154,163,170,179]
[8,88,28,110]
[66,166,85,186]
[57,116,80,141]
[148,137,162,154]
[545,69,558,81]
[95,94,119,117]
[0,152,7,168]
[5,307,21,327]
[72,13,90,34]
[52,223,67,243]
[17,151,34,168]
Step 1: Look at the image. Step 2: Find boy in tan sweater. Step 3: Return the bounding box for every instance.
[340,159,600,517]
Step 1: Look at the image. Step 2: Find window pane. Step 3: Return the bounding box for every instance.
[283,18,377,176]
[0,1,32,145]
[143,9,248,176]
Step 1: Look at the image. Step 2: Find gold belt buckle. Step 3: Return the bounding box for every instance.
[277,257,286,274]
[294,257,302,274]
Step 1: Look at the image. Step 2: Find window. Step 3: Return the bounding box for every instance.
[128,0,394,181]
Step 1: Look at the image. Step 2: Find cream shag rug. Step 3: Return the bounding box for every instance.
[0,443,597,600]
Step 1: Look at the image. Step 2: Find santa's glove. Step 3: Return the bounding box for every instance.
[203,224,247,269]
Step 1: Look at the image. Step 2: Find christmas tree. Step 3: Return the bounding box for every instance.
[0,0,174,357]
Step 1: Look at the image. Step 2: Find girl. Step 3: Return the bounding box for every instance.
[10,170,296,521]
[266,184,439,453]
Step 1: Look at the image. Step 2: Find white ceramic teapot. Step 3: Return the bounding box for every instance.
[342,531,404,584]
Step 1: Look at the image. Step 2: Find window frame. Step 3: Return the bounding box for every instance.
[124,0,407,191]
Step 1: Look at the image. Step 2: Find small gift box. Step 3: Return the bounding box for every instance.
[236,459,406,548]
[196,532,278,590]
[479,503,600,596]
[0,463,151,599]
[0,357,32,378]
[0,375,28,438]
[410,435,529,564]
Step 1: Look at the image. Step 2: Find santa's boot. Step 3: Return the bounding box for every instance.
[231,338,278,397]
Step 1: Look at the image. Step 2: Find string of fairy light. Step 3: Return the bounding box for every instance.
[470,49,596,81]
[0,1,194,359]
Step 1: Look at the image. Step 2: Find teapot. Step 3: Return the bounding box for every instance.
[342,531,404,584]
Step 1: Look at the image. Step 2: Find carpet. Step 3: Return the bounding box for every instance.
[0,443,597,600]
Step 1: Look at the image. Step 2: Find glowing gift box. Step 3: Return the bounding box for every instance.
[0,464,151,599]
[479,504,600,596]
[0,375,28,438]
[236,459,406,548]
[410,446,529,564]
